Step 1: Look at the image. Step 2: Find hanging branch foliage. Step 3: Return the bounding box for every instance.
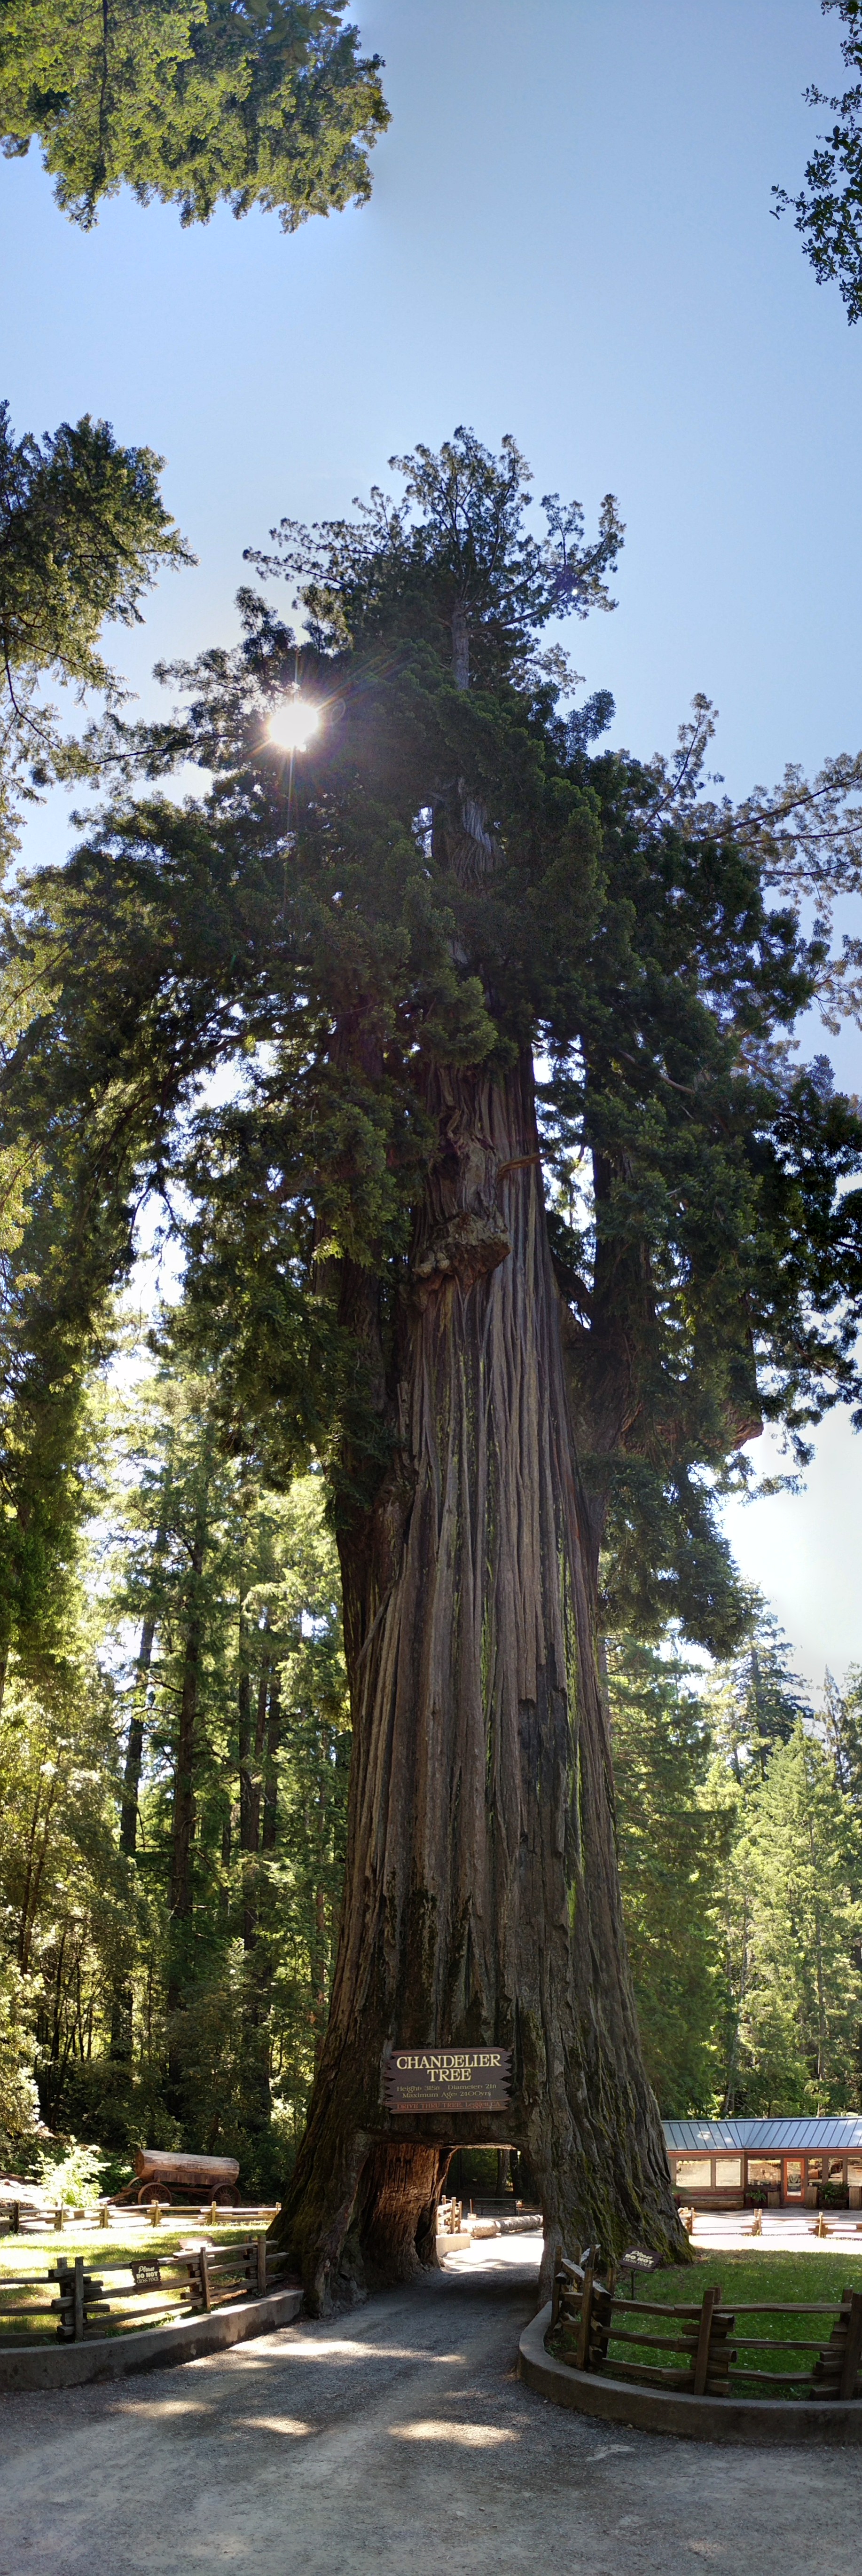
[774,0,862,323]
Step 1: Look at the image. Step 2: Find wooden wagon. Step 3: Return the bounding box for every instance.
[113,2149,240,2207]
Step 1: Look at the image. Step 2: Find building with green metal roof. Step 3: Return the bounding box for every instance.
[663,2116,862,2210]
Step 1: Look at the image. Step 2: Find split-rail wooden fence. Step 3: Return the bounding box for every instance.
[0,2199,279,2237]
[551,2257,862,2400]
[0,2237,294,2345]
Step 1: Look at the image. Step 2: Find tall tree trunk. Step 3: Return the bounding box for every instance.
[166,1483,207,2069]
[261,1671,281,1851]
[239,1621,269,1949]
[312,1877,328,2068]
[278,1044,683,2309]
[113,1499,169,2059]
[17,1762,58,1974]
[111,1604,155,2060]
[120,1495,169,1857]
[169,1543,204,1928]
[238,1631,254,1928]
[219,1803,233,1916]
[238,1610,273,2126]
[120,1630,151,1858]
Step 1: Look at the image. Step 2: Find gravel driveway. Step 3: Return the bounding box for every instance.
[1,2236,862,2576]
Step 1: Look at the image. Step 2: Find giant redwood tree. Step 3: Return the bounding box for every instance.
[4,430,862,2301]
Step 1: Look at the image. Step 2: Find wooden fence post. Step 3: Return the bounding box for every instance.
[589,2284,613,2371]
[840,2290,862,2399]
[575,2268,595,2371]
[812,2286,859,2394]
[693,2284,721,2394]
[198,2248,212,2314]
[73,2255,84,2343]
[52,2255,71,2340]
[257,2236,266,2296]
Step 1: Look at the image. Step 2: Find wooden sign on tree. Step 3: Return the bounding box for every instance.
[384,2048,513,2113]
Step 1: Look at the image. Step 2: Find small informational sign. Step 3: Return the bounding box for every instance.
[385,2047,512,2113]
[130,2259,162,2288]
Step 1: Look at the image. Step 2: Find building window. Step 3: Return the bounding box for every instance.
[674,2157,711,2188]
[714,2157,742,2186]
[807,2158,823,2181]
[746,2158,782,2185]
[828,2158,846,2182]
[847,2160,862,2185]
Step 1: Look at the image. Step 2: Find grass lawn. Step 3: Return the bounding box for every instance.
[638,2245,862,2305]
[550,2247,862,2397]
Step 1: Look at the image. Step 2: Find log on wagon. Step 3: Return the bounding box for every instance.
[113,2149,241,2207]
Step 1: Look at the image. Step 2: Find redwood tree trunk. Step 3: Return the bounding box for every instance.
[261,1672,281,1851]
[122,1480,171,1859]
[278,1044,683,2308]
[120,1602,157,1859]
[167,1484,207,2077]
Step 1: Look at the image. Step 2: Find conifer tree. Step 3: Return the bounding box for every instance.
[0,398,192,1679]
[719,1616,815,1784]
[0,400,192,868]
[0,2,389,233]
[607,1638,729,2115]
[5,429,862,2293]
[823,1665,862,1807]
[720,1723,862,2113]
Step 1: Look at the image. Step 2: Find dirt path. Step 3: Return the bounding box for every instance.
[1,2237,862,2576]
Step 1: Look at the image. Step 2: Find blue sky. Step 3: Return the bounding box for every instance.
[3,0,861,1687]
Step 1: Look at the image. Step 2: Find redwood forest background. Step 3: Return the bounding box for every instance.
[4,1429,862,2198]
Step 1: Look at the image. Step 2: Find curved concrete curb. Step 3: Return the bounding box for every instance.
[0,2283,302,2393]
[518,2302,862,2445]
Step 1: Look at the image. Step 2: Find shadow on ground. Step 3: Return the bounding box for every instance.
[1,2240,862,2576]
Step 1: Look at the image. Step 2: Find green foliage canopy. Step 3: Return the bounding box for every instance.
[3,429,862,1664]
[0,0,389,230]
[774,0,862,323]
[0,399,192,866]
[721,1722,862,2113]
[611,1620,862,2121]
[0,395,190,1662]
[0,1359,350,2181]
[608,1637,730,2113]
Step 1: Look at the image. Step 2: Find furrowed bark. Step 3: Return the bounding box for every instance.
[277,1043,683,2308]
